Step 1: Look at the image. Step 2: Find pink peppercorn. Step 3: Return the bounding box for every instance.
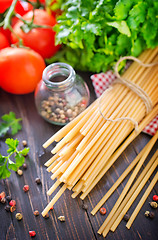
[23,185,29,192]
[99,207,107,215]
[29,231,36,237]
[9,200,16,207]
[153,195,158,202]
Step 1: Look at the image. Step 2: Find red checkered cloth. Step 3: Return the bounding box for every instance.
[91,71,158,136]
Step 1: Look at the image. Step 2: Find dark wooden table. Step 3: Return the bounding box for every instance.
[0,72,157,240]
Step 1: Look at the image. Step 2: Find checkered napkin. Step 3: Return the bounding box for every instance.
[91,71,158,136]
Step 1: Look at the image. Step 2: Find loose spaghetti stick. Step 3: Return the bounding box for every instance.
[91,145,147,215]
[81,105,158,199]
[98,131,158,235]
[71,190,82,198]
[42,184,67,217]
[46,157,61,172]
[102,155,158,237]
[44,153,59,167]
[126,171,158,229]
[47,176,62,196]
[43,100,96,148]
[111,152,158,232]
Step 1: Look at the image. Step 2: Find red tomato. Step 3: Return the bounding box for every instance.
[0,47,46,94]
[0,28,11,42]
[0,32,10,50]
[0,0,12,13]
[0,0,33,14]
[11,9,60,59]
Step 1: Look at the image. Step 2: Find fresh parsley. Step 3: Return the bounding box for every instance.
[0,138,29,179]
[0,112,22,137]
[47,0,158,73]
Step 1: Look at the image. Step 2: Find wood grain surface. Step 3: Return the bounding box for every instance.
[0,72,157,240]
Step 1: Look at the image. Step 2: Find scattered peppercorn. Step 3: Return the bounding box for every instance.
[29,231,36,237]
[6,195,12,202]
[22,140,27,147]
[17,169,23,176]
[123,213,130,222]
[10,205,16,212]
[149,212,155,219]
[35,177,41,185]
[0,191,5,200]
[9,200,16,207]
[149,201,158,209]
[58,216,65,222]
[23,185,29,192]
[1,197,6,204]
[153,195,158,202]
[144,211,150,217]
[22,163,28,170]
[5,205,11,212]
[16,213,23,221]
[99,207,107,215]
[34,210,39,216]
[82,203,88,210]
[44,213,49,219]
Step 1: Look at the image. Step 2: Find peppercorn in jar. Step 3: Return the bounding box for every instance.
[35,63,90,125]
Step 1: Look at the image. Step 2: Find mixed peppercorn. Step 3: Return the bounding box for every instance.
[40,95,87,125]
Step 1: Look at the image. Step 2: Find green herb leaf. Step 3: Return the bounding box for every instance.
[19,148,30,156]
[0,138,29,179]
[0,161,11,179]
[6,138,19,153]
[0,112,22,137]
[47,0,158,73]
[106,21,131,37]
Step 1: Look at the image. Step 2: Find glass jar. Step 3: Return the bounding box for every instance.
[35,62,90,125]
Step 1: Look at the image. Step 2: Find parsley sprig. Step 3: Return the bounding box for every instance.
[0,138,29,179]
[0,112,22,137]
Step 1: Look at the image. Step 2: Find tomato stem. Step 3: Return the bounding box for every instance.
[3,0,18,30]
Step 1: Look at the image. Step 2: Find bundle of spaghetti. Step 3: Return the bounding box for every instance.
[42,48,158,217]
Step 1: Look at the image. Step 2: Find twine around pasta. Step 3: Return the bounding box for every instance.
[99,56,158,132]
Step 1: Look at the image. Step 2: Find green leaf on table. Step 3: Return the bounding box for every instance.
[6,138,19,153]
[0,112,22,137]
[14,153,25,167]
[0,123,9,137]
[0,138,29,179]
[8,159,18,171]
[19,147,30,156]
[0,154,6,165]
[0,161,11,179]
